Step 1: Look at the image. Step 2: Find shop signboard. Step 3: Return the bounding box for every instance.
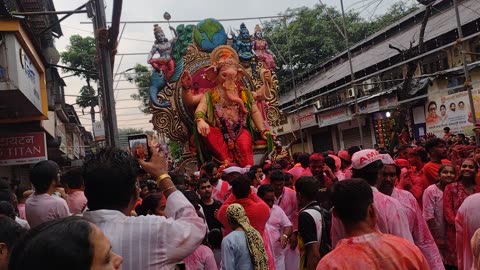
[318,107,352,128]
[289,106,317,129]
[0,34,42,112]
[358,99,379,114]
[0,132,47,166]
[425,89,474,137]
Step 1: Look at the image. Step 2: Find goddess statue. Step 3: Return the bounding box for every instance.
[253,25,276,71]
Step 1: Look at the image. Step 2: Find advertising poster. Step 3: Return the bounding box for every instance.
[425,90,474,137]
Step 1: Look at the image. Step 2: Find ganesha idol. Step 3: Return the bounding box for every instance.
[188,46,273,168]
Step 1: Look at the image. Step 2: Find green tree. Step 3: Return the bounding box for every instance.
[61,35,100,125]
[76,85,99,122]
[128,64,151,114]
[60,35,98,81]
[262,1,418,93]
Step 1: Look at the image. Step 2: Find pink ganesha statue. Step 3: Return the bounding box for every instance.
[193,46,273,168]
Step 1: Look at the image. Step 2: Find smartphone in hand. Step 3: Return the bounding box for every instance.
[128,134,151,161]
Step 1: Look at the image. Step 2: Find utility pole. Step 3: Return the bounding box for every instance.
[284,17,305,152]
[340,0,364,147]
[453,0,479,145]
[92,0,119,147]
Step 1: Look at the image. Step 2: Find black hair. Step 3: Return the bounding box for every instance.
[0,216,26,250]
[230,174,251,199]
[0,201,16,219]
[15,185,31,201]
[324,156,336,172]
[428,101,437,110]
[332,179,373,226]
[183,190,201,210]
[203,162,218,175]
[207,228,223,249]
[9,216,94,270]
[61,167,84,189]
[29,160,59,194]
[269,170,285,183]
[410,147,429,163]
[277,158,289,170]
[83,147,138,211]
[136,192,163,216]
[457,133,466,139]
[440,104,446,110]
[348,146,362,158]
[249,165,262,173]
[295,176,318,201]
[0,189,13,203]
[257,184,274,198]
[443,127,450,132]
[352,160,383,186]
[0,179,9,190]
[169,173,187,187]
[198,178,211,187]
[298,153,310,168]
[425,138,446,154]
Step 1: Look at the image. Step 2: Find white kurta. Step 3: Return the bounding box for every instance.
[83,191,207,270]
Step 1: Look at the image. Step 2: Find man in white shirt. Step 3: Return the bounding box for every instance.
[331,149,413,246]
[25,160,70,228]
[82,147,206,270]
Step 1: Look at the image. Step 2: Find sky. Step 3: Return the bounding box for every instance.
[52,0,417,132]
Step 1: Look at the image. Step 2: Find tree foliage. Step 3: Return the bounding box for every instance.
[60,35,98,81]
[128,64,151,114]
[76,85,98,112]
[262,1,418,93]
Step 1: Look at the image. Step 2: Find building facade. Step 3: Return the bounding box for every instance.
[0,0,92,185]
[277,0,480,153]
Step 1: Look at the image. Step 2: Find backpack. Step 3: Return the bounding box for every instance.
[302,205,332,257]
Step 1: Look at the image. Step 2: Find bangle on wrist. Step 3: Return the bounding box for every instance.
[156,173,170,185]
[282,234,289,239]
[160,186,175,193]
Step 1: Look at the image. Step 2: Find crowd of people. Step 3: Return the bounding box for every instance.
[0,132,479,270]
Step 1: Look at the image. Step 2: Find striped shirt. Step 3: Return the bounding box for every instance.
[83,191,207,270]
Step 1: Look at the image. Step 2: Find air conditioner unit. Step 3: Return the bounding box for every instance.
[347,88,355,98]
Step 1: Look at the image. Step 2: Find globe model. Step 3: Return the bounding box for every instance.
[193,18,227,52]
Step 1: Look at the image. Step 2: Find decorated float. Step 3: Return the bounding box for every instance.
[146,18,281,172]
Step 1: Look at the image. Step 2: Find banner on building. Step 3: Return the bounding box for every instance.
[425,90,474,137]
[93,121,106,141]
[0,132,47,166]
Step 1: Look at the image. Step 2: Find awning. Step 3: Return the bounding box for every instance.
[318,114,353,128]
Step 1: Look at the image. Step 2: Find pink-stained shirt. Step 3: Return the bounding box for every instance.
[422,184,447,260]
[331,187,413,247]
[275,187,298,230]
[287,164,305,181]
[265,205,292,270]
[455,193,480,270]
[25,193,71,228]
[184,244,218,270]
[316,233,430,270]
[392,188,444,270]
[211,180,230,203]
[66,190,87,215]
[83,190,207,270]
[17,203,26,220]
[217,192,276,270]
[471,228,480,270]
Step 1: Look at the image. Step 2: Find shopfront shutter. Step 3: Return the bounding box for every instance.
[342,124,373,149]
